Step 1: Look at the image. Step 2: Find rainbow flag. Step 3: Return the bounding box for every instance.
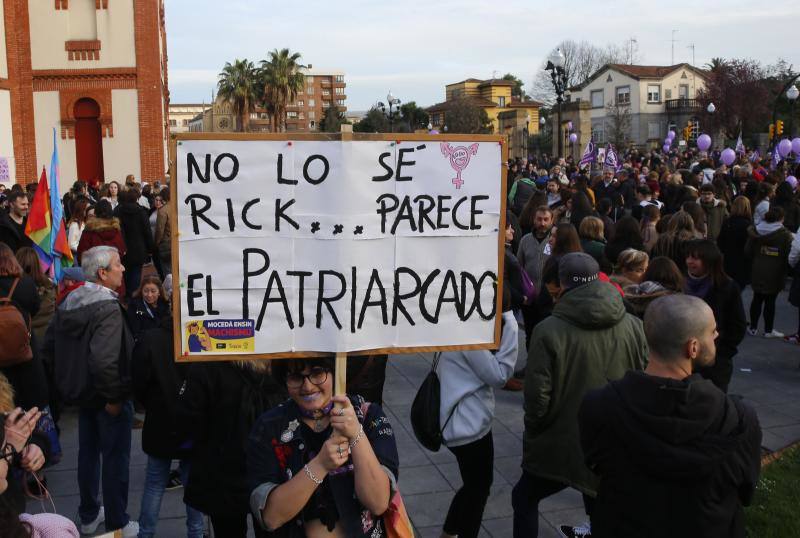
[24,129,73,281]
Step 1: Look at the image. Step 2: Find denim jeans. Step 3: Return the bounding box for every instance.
[78,401,133,531]
[139,457,205,538]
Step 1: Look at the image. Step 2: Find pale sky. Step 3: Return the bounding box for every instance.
[166,0,800,111]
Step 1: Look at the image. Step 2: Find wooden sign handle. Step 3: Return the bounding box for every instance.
[334,352,347,396]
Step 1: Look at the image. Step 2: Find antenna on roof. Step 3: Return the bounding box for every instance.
[492,70,498,80]
[671,30,679,64]
[687,44,696,67]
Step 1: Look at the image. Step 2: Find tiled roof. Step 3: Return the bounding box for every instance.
[478,78,514,88]
[427,96,498,112]
[570,63,709,91]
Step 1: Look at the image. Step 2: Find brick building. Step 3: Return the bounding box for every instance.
[0,0,169,192]
[191,67,346,133]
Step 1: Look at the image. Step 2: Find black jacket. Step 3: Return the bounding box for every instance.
[0,276,49,410]
[717,216,752,289]
[132,316,194,459]
[580,372,762,538]
[177,362,286,515]
[41,282,133,407]
[115,202,154,266]
[126,297,170,343]
[0,212,33,253]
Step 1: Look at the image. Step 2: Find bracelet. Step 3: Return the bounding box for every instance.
[349,424,365,450]
[303,464,323,485]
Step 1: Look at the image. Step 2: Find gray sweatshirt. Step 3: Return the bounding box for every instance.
[438,311,518,447]
[517,229,552,291]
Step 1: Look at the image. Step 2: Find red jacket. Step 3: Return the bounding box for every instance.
[76,217,127,296]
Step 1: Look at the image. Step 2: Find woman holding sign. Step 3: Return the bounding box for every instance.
[247,357,400,537]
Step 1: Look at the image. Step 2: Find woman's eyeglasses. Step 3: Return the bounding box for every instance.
[286,367,329,389]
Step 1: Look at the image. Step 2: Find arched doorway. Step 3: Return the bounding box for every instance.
[74,98,105,185]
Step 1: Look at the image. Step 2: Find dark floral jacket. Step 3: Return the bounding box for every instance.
[247,395,399,538]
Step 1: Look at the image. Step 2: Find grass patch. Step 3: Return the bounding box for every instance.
[746,444,800,537]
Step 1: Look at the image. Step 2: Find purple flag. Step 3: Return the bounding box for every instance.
[735,132,745,155]
[770,147,780,171]
[579,137,596,169]
[604,144,621,171]
[749,149,760,163]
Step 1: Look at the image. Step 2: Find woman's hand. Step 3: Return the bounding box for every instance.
[315,432,351,472]
[330,396,360,441]
[20,444,45,472]
[3,408,41,452]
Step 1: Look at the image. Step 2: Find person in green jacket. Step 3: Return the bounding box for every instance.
[512,252,648,538]
[745,206,793,338]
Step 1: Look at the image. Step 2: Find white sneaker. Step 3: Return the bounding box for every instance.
[79,506,105,535]
[765,330,785,339]
[119,520,140,538]
[747,327,758,336]
[559,522,592,537]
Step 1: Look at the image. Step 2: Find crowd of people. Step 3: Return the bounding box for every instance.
[0,141,795,537]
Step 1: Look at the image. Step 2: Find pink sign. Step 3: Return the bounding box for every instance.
[440,142,479,189]
[0,158,9,184]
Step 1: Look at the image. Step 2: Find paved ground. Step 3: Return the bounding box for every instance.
[28,288,800,537]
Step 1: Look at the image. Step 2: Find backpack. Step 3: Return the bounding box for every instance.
[0,278,33,367]
[410,352,456,452]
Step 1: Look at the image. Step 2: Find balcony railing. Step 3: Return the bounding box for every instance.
[665,98,700,112]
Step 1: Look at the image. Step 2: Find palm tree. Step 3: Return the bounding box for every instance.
[259,49,305,133]
[217,59,258,132]
[705,57,727,73]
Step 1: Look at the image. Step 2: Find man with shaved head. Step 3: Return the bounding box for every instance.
[577,294,762,538]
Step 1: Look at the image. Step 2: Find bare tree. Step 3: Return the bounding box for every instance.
[605,101,631,148]
[531,39,642,105]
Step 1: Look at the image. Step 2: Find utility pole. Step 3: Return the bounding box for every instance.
[671,30,678,64]
[628,37,638,64]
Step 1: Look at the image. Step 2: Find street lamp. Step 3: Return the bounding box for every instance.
[706,102,716,114]
[523,113,531,159]
[378,90,402,132]
[545,48,568,158]
[787,85,799,138]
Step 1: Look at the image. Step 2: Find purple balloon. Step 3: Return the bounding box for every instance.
[778,138,793,158]
[668,130,676,140]
[664,137,671,145]
[720,148,736,166]
[567,121,573,131]
[569,133,578,143]
[786,176,798,190]
[792,138,800,155]
[696,134,712,151]
[662,144,671,153]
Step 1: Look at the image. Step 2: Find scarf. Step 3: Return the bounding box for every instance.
[686,273,712,299]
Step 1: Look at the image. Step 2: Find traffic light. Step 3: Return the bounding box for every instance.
[777,120,784,136]
[769,123,775,139]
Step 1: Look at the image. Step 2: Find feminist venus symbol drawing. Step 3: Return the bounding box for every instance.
[440,142,479,189]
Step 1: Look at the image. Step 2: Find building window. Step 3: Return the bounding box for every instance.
[647,84,661,103]
[335,75,344,83]
[616,86,631,105]
[309,111,315,119]
[322,90,330,96]
[498,96,506,107]
[182,119,189,126]
[306,76,314,83]
[299,112,305,119]
[307,87,314,95]
[647,121,661,140]
[591,123,605,144]
[287,111,298,119]
[310,121,316,129]
[337,99,344,106]
[297,100,304,107]
[679,84,689,99]
[250,113,258,119]
[590,89,604,108]
[309,99,315,107]
[260,113,268,119]
[169,119,177,126]
[335,87,344,95]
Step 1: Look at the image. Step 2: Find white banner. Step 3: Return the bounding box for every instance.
[174,137,503,358]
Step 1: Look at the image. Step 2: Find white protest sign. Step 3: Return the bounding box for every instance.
[172,135,505,360]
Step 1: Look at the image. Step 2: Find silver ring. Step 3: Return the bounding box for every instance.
[338,408,345,416]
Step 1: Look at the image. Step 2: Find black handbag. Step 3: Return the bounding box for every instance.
[410,353,458,452]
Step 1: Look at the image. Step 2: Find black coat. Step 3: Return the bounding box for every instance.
[0,212,33,253]
[0,276,49,410]
[126,297,170,343]
[580,372,761,538]
[177,362,286,515]
[692,278,746,392]
[132,316,194,459]
[717,216,751,290]
[115,202,154,266]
